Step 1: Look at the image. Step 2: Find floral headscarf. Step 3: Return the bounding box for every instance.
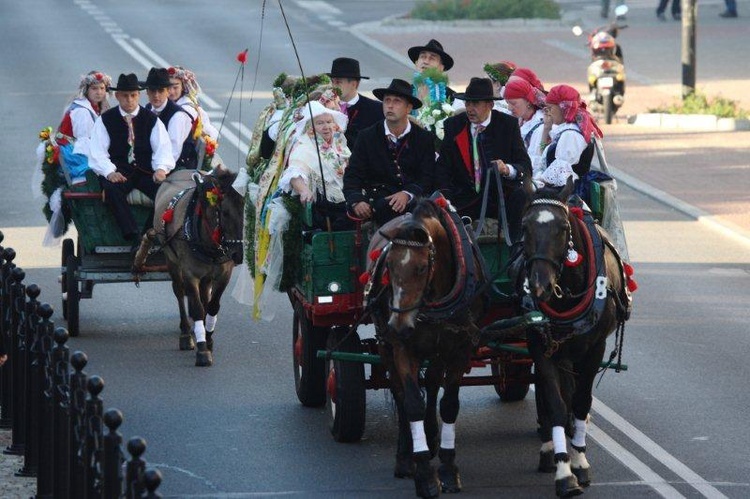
[504,77,546,109]
[78,71,112,98]
[545,85,603,143]
[167,66,201,97]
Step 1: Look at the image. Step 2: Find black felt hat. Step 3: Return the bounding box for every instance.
[110,73,144,92]
[453,77,500,101]
[372,79,422,109]
[141,67,171,89]
[407,39,454,71]
[327,57,369,80]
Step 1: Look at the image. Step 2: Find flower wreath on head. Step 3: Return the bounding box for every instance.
[78,72,112,95]
[167,66,201,97]
[317,87,341,108]
[483,62,516,87]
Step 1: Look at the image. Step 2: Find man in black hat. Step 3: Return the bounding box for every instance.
[89,73,175,240]
[144,67,198,169]
[343,79,436,226]
[436,77,531,245]
[408,38,457,102]
[327,57,384,148]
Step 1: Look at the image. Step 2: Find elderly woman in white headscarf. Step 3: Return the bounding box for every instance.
[279,100,351,229]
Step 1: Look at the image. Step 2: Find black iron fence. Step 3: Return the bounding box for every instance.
[0,230,163,498]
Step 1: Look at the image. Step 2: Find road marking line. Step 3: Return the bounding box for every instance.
[130,38,171,69]
[295,0,342,15]
[112,37,154,70]
[588,423,685,498]
[231,122,253,141]
[593,398,729,498]
[217,126,249,157]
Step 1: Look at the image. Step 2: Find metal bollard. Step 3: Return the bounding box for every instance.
[52,327,71,499]
[0,247,17,429]
[125,437,147,499]
[4,267,25,455]
[144,468,163,498]
[17,283,40,478]
[102,408,124,499]
[35,303,55,499]
[83,375,104,499]
[68,351,88,497]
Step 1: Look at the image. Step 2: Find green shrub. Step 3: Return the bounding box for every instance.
[649,92,748,119]
[410,0,560,20]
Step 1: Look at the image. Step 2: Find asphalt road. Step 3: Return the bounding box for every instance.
[2,1,750,497]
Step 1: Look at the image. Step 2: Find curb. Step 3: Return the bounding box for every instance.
[629,113,750,131]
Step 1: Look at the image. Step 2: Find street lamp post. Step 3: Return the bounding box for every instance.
[681,0,697,98]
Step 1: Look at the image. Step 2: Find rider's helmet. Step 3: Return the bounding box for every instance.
[591,32,616,57]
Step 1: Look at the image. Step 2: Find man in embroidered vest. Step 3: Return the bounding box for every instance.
[408,39,458,103]
[89,73,175,240]
[343,79,435,226]
[327,57,384,149]
[143,67,197,170]
[436,77,531,245]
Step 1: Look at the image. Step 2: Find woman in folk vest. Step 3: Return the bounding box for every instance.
[538,85,602,188]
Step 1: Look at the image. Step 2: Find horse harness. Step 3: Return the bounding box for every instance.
[524,197,631,357]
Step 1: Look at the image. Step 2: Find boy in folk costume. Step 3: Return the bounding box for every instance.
[88,73,175,240]
[143,67,198,170]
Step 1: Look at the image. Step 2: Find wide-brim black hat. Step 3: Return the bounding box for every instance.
[110,73,144,92]
[327,57,369,80]
[453,77,500,101]
[408,39,454,71]
[140,67,171,89]
[372,79,422,109]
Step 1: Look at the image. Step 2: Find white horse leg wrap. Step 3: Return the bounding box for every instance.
[205,314,217,333]
[571,418,587,448]
[441,423,456,450]
[410,421,429,453]
[194,320,206,343]
[552,426,567,455]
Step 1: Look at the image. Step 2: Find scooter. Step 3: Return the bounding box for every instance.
[573,5,628,124]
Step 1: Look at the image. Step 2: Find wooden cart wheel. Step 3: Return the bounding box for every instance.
[326,327,366,443]
[61,238,74,320]
[65,254,80,337]
[491,361,531,402]
[292,301,328,407]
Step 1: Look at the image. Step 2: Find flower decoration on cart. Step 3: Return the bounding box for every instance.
[412,67,454,142]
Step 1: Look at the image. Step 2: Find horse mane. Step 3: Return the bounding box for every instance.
[393,199,440,243]
[410,198,440,222]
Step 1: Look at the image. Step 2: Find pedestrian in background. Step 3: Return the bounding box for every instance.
[720,0,738,17]
[656,0,681,21]
[601,0,626,19]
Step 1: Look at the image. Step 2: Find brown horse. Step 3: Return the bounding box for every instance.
[521,178,632,497]
[364,197,485,498]
[134,166,245,366]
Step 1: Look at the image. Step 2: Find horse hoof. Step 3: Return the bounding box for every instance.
[394,455,415,478]
[415,472,441,498]
[195,342,213,367]
[180,334,195,351]
[438,463,462,493]
[555,474,583,497]
[572,467,591,488]
[539,450,556,473]
[206,331,214,352]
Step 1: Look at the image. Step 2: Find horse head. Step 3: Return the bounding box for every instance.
[383,200,451,337]
[522,177,576,301]
[193,165,246,264]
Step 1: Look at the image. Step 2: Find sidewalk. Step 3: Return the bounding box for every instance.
[351,2,750,241]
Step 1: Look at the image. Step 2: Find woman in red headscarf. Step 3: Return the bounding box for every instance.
[504,76,547,181]
[538,84,602,187]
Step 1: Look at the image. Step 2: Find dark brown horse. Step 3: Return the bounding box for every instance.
[521,178,631,497]
[134,166,245,366]
[365,197,485,498]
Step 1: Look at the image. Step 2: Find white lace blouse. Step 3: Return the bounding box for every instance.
[538,123,587,187]
[279,132,350,203]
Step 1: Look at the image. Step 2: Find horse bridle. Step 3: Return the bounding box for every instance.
[197,175,243,254]
[524,198,572,291]
[385,235,436,314]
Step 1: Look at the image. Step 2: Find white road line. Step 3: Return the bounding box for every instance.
[217,127,249,157]
[593,399,729,498]
[231,122,254,142]
[588,423,685,498]
[205,111,226,119]
[130,38,171,69]
[112,37,154,70]
[197,93,221,111]
[295,0,342,15]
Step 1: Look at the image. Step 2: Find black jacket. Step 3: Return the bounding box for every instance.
[344,120,436,207]
[436,110,531,214]
[345,94,384,149]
